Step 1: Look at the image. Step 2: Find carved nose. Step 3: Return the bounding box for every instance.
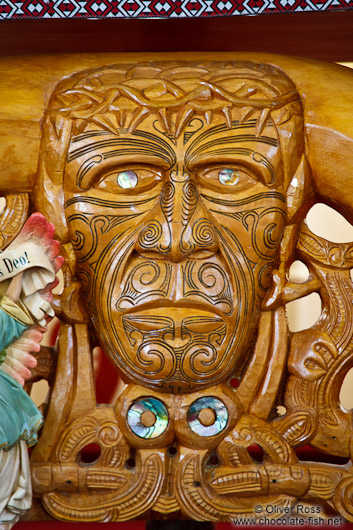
[135,179,219,262]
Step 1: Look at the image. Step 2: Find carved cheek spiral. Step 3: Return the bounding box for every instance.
[198,263,227,297]
[243,209,285,261]
[130,262,160,291]
[180,342,218,381]
[71,229,85,253]
[67,214,112,263]
[135,340,175,381]
[263,221,283,251]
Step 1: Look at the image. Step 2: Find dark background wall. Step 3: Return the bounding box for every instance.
[0,11,352,60]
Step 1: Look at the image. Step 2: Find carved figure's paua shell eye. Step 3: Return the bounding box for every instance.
[218,168,239,186]
[188,396,228,437]
[117,170,138,189]
[127,397,168,439]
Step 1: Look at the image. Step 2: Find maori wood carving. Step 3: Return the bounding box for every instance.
[1,54,353,523]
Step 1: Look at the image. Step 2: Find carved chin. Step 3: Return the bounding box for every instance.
[90,248,259,393]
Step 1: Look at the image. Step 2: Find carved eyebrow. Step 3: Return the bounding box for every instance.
[185,133,278,166]
[68,137,176,167]
[132,129,176,155]
[184,119,276,151]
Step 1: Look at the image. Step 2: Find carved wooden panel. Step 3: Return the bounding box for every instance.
[1,53,353,525]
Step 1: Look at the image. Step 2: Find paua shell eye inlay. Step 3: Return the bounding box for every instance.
[117,170,138,189]
[127,397,168,439]
[188,396,228,437]
[218,168,239,186]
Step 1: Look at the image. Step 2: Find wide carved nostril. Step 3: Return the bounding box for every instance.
[178,218,219,257]
[191,218,218,250]
[136,220,170,255]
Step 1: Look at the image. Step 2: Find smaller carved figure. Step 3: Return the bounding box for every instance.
[0,213,62,530]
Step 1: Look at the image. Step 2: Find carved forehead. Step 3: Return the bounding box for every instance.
[48,60,302,139]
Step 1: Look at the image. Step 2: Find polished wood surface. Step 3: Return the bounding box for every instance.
[1,53,353,523]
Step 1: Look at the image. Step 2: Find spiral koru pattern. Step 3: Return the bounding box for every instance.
[198,263,226,293]
[161,182,175,224]
[182,181,198,227]
[138,220,167,252]
[68,214,111,263]
[334,476,353,521]
[258,263,273,292]
[181,342,218,380]
[132,262,161,288]
[71,230,85,252]
[98,422,121,447]
[328,246,344,266]
[192,219,218,249]
[263,221,283,251]
[136,340,175,380]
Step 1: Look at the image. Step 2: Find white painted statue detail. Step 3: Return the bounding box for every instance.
[0,213,63,530]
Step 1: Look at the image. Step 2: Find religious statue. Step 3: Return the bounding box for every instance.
[0,53,353,524]
[0,213,63,529]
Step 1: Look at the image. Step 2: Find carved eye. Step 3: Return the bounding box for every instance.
[218,168,239,186]
[117,170,138,189]
[198,166,257,192]
[96,167,162,193]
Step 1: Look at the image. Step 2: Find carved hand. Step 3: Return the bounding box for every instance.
[1,326,44,386]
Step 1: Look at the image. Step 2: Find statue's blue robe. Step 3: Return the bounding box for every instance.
[0,307,43,450]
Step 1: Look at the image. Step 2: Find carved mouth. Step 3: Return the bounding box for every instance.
[116,298,231,319]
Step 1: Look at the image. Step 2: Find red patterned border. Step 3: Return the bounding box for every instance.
[0,0,352,18]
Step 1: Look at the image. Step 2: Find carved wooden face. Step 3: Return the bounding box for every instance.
[64,112,287,393]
